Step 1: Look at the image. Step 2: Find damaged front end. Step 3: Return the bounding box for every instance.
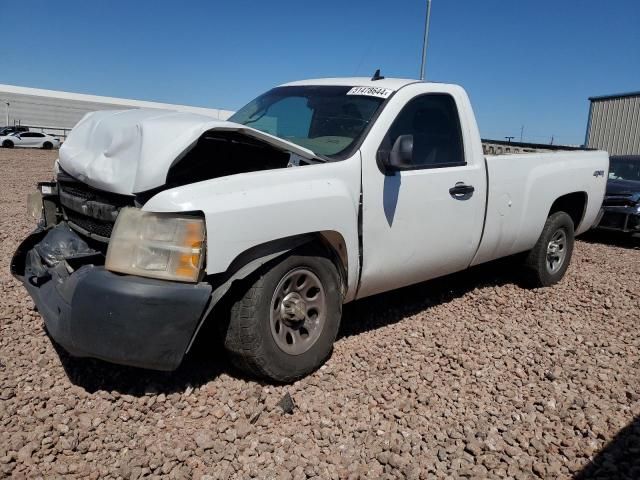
[12,109,326,371]
[12,177,212,371]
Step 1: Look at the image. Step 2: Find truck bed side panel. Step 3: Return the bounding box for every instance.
[471,150,608,266]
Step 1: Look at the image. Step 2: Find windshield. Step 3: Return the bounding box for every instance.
[229,86,386,158]
[609,157,640,182]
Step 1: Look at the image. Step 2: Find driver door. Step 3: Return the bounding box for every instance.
[358,89,486,298]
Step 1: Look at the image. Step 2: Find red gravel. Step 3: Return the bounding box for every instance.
[0,148,639,479]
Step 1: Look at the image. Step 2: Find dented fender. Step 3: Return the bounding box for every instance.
[142,155,362,301]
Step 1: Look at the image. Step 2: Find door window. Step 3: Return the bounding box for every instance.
[380,94,465,169]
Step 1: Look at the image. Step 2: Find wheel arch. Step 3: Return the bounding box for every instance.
[185,231,350,353]
[215,231,348,295]
[548,191,587,231]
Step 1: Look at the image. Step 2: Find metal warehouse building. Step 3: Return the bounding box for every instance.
[585,91,640,155]
[0,84,233,139]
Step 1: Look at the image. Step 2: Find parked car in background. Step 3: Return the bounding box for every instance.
[0,131,60,149]
[596,155,640,234]
[0,126,29,136]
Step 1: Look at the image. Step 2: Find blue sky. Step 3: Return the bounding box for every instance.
[2,0,638,145]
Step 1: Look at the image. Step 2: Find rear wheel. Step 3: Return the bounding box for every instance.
[223,246,343,383]
[523,212,574,287]
[42,142,53,150]
[2,140,14,148]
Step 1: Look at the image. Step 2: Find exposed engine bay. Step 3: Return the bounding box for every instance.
[165,131,307,189]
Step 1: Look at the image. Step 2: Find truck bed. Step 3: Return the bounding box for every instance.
[471,150,609,266]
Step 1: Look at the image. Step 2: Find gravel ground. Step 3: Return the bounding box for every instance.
[0,148,639,479]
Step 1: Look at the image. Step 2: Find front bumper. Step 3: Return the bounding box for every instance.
[12,225,212,371]
[596,206,640,233]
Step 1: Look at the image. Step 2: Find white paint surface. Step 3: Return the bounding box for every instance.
[57,77,609,301]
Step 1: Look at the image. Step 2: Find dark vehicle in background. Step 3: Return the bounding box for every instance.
[596,155,640,234]
[0,126,29,136]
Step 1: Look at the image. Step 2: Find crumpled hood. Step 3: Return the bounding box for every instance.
[58,109,316,195]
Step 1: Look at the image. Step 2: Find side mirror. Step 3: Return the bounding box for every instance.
[380,134,413,173]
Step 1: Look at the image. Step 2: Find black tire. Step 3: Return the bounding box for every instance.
[523,211,575,287]
[2,140,14,148]
[223,246,343,383]
[42,142,53,150]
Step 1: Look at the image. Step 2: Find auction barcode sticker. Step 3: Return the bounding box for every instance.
[346,86,394,99]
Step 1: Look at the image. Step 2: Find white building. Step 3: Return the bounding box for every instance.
[0,83,234,139]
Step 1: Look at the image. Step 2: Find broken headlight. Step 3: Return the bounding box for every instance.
[105,208,205,282]
[27,191,43,219]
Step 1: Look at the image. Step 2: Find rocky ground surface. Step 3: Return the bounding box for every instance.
[0,148,639,479]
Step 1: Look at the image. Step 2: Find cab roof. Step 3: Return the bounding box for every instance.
[280,77,420,90]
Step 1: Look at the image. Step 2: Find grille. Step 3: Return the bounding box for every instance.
[603,196,636,207]
[65,209,115,238]
[59,183,94,200]
[57,176,134,240]
[58,181,133,208]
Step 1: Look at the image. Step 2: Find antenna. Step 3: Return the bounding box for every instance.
[371,69,385,81]
[419,0,433,80]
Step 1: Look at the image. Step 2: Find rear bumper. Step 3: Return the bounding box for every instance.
[595,206,640,233]
[12,227,212,371]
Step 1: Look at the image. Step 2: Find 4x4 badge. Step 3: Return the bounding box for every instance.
[593,170,605,177]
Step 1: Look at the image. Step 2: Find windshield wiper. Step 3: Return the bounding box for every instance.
[243,106,270,126]
[308,154,329,163]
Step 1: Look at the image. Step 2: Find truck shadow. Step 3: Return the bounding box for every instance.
[338,255,523,340]
[578,230,640,250]
[53,336,232,397]
[56,255,525,396]
[574,415,640,479]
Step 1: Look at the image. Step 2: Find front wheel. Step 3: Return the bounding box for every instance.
[523,211,575,287]
[223,247,343,383]
[2,140,14,148]
[42,142,53,150]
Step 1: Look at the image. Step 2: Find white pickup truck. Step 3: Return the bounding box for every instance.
[12,76,608,382]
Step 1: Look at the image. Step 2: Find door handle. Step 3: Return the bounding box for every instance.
[449,182,474,198]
